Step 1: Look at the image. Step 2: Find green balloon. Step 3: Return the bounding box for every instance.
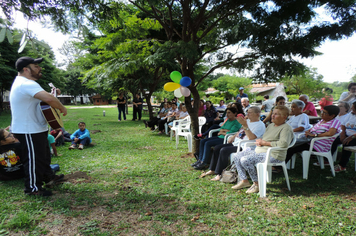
[170,71,182,83]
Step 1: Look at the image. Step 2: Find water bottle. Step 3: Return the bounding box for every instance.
[103,110,106,116]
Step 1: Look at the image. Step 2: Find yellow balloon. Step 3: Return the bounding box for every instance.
[164,82,181,92]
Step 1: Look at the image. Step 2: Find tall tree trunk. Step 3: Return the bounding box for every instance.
[185,86,200,153]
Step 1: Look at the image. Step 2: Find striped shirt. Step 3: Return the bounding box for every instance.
[309,119,340,152]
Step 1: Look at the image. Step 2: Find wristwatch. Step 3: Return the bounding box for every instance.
[244,127,250,131]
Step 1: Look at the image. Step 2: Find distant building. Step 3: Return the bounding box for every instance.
[91,94,109,105]
[250,83,287,100]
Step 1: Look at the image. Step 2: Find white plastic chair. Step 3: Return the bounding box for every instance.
[175,119,192,152]
[208,128,236,144]
[256,134,296,198]
[198,117,206,133]
[288,133,340,179]
[170,116,190,141]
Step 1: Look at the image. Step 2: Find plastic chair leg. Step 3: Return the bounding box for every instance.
[257,163,267,198]
[318,155,325,169]
[291,154,296,169]
[175,133,179,149]
[165,124,169,135]
[281,164,291,191]
[325,154,335,177]
[267,165,272,183]
[187,134,192,152]
[302,151,311,179]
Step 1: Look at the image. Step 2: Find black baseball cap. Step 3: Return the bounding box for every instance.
[15,57,43,71]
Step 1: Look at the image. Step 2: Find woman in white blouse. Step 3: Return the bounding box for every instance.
[335,101,350,124]
[287,100,310,133]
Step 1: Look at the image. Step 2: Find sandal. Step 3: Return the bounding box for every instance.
[210,175,221,181]
[199,170,215,178]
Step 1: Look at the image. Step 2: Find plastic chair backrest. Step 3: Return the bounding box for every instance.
[308,132,340,153]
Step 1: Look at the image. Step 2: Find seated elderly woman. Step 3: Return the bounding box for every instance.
[194,103,244,140]
[168,104,189,129]
[0,128,25,181]
[231,105,294,194]
[201,101,218,133]
[199,106,266,180]
[285,105,340,165]
[287,100,310,141]
[192,107,242,170]
[157,103,178,134]
[145,102,170,130]
[263,96,286,124]
[331,101,356,172]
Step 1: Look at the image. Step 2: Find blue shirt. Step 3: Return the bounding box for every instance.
[70,129,92,143]
[236,93,248,103]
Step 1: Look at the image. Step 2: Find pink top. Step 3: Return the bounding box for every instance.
[319,95,334,110]
[303,101,318,117]
[309,119,340,152]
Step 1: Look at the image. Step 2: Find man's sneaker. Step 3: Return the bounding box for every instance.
[46,174,65,187]
[78,144,84,150]
[26,189,53,197]
[69,145,76,150]
[334,164,346,173]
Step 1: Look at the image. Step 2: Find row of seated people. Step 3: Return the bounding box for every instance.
[193,101,355,194]
[144,102,189,134]
[144,100,241,136]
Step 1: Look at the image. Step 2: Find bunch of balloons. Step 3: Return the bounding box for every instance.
[163,71,192,98]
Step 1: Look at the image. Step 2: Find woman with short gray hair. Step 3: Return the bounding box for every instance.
[287,100,310,133]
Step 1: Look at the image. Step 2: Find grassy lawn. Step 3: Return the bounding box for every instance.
[0,107,355,235]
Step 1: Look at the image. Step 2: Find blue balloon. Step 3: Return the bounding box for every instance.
[180,76,192,87]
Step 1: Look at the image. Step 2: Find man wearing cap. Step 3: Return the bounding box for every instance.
[10,57,67,196]
[236,87,248,103]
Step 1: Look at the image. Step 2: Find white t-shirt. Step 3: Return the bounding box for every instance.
[179,111,189,119]
[232,120,266,146]
[287,113,310,130]
[262,99,273,112]
[339,92,356,105]
[10,76,48,134]
[342,113,356,136]
[335,112,350,125]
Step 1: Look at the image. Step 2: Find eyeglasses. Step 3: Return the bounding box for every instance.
[321,111,329,115]
[5,133,14,139]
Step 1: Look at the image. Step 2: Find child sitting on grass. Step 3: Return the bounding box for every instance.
[69,122,92,150]
[48,133,61,157]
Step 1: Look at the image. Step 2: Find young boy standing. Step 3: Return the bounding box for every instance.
[69,122,91,150]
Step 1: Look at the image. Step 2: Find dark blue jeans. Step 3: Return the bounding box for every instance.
[198,136,224,164]
[72,137,91,146]
[118,106,126,120]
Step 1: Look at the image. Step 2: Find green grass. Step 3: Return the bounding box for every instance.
[0,107,356,235]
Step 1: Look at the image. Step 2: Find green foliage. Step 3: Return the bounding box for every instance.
[286,95,300,102]
[212,75,252,100]
[281,68,327,99]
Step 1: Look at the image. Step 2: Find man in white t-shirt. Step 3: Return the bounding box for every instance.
[10,57,67,196]
[199,106,266,179]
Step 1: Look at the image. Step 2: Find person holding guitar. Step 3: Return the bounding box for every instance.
[9,57,67,196]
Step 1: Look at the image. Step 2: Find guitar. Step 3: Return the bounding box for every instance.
[40,83,64,129]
